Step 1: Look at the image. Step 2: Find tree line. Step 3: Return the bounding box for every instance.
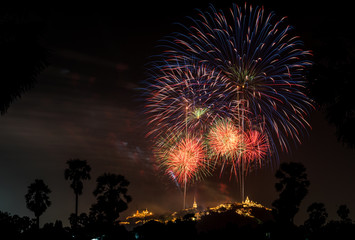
[1,161,354,240]
[7,158,131,239]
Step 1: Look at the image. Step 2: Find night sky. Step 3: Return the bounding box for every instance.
[0,1,354,226]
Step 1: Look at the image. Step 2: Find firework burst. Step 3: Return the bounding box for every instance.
[154,132,210,208]
[208,118,244,161]
[145,60,235,138]
[244,129,269,167]
[162,3,314,154]
[166,136,206,183]
[154,132,210,184]
[207,118,269,176]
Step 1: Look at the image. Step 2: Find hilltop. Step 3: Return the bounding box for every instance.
[121,197,273,231]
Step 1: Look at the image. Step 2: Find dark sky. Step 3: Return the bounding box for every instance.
[0,1,354,226]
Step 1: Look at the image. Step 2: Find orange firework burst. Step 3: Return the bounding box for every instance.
[208,118,244,161]
[166,136,206,184]
[155,133,209,184]
[208,118,270,176]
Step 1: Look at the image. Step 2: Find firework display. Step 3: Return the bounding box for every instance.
[144,3,313,203]
[161,3,313,153]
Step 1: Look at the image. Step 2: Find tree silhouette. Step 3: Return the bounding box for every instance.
[308,16,355,148]
[337,204,351,224]
[0,9,49,115]
[324,204,354,239]
[90,173,132,227]
[0,211,34,238]
[272,162,310,226]
[64,159,91,223]
[25,179,51,229]
[304,202,328,236]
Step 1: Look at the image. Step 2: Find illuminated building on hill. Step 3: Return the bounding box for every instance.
[121,209,154,226]
[243,196,271,210]
[128,209,153,219]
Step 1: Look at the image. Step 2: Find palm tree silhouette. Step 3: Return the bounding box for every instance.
[25,179,51,229]
[64,159,91,221]
[90,173,131,226]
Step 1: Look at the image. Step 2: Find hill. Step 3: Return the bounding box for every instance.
[121,197,273,231]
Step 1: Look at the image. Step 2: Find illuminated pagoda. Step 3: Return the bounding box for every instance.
[193,197,197,209]
[242,196,271,210]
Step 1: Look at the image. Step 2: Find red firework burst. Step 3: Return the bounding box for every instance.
[244,129,269,166]
[160,135,207,184]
